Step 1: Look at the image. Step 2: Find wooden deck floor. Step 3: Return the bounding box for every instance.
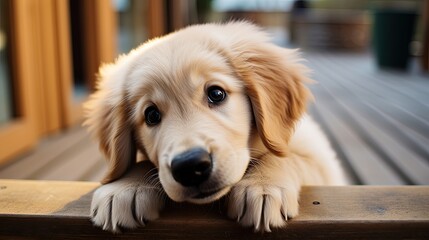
[0,52,428,185]
[307,52,429,185]
[0,125,106,182]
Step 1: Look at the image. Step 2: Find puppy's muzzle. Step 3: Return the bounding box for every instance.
[171,148,212,187]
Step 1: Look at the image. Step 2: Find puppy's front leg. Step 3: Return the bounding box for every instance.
[91,161,165,233]
[227,154,303,232]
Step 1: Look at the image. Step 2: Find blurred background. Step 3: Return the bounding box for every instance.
[0,0,428,184]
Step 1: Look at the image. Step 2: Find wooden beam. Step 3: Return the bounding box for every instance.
[0,180,428,239]
[148,0,166,38]
[33,0,63,134]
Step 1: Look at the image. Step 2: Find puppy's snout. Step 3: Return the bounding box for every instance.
[171,148,212,187]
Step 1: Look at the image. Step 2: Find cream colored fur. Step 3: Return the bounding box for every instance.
[85,22,346,233]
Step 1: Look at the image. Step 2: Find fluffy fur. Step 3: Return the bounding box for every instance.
[85,22,346,233]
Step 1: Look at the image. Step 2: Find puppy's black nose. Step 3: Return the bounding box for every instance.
[171,148,212,187]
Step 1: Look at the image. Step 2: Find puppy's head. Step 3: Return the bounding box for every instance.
[85,22,310,203]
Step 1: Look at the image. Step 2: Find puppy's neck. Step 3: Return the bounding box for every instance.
[248,128,292,161]
[248,130,270,160]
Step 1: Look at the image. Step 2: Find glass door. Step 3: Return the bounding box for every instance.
[0,0,39,163]
[55,0,117,127]
[0,0,13,126]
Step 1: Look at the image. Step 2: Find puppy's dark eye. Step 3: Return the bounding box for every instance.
[144,106,161,126]
[207,86,226,105]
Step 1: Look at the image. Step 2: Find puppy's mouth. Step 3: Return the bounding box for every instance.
[188,187,231,204]
[194,189,222,199]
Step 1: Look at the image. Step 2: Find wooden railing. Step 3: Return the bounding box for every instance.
[0,180,428,239]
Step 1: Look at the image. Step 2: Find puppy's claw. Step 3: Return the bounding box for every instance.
[228,182,299,232]
[90,181,164,232]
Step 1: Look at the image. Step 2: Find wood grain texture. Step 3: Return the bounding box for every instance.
[0,126,90,179]
[0,180,428,239]
[306,52,429,185]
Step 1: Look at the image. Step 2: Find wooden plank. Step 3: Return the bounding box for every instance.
[324,52,429,97]
[82,0,116,91]
[148,0,166,38]
[342,104,429,184]
[0,120,37,165]
[0,180,428,239]
[308,52,429,184]
[79,157,107,182]
[338,68,429,150]
[309,106,361,185]
[314,98,429,185]
[319,53,429,119]
[0,126,89,178]
[310,102,404,185]
[34,137,102,181]
[94,0,117,66]
[0,180,96,215]
[321,57,429,184]
[308,56,405,184]
[35,0,62,134]
[356,102,429,163]
[308,53,429,156]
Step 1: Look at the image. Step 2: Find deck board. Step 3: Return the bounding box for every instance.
[312,83,429,184]
[0,180,428,239]
[306,52,429,185]
[311,103,404,185]
[0,125,106,182]
[36,139,103,181]
[0,52,428,185]
[0,125,91,179]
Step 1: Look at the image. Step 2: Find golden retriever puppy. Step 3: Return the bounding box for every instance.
[85,22,346,233]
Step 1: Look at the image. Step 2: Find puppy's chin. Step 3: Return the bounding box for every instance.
[186,187,231,204]
[164,185,232,204]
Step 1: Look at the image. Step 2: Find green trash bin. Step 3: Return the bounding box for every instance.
[372,8,417,69]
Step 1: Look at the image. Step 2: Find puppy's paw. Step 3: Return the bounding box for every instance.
[227,181,299,232]
[91,181,164,233]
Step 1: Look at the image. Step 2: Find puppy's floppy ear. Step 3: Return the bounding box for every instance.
[84,60,136,184]
[229,35,311,157]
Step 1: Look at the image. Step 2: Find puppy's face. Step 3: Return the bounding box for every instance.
[85,22,309,204]
[127,44,252,203]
